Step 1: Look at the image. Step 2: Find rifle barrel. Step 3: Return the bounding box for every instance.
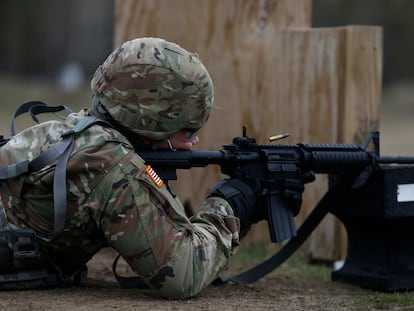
[378,156,414,164]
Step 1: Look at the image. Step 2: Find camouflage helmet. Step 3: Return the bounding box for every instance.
[90,37,214,141]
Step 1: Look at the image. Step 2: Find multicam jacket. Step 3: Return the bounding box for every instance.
[0,109,240,298]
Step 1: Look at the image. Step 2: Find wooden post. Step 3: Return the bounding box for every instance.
[113,0,382,261]
[306,25,383,260]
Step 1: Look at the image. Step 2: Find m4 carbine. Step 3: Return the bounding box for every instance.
[138,127,414,243]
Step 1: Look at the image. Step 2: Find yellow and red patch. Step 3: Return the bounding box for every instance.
[145,165,164,188]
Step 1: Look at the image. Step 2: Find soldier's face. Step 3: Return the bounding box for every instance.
[157,130,200,150]
[169,130,199,150]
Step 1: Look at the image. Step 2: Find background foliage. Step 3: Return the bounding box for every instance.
[313,0,414,86]
[0,0,413,88]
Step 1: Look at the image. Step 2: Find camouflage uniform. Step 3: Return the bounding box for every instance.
[0,38,241,299]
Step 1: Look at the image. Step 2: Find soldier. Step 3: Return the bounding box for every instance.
[0,37,303,299]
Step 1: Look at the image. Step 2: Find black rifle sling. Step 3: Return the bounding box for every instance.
[112,254,150,289]
[215,182,347,285]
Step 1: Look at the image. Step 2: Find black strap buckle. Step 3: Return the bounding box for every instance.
[13,235,40,259]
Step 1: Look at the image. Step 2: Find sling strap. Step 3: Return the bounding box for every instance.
[112,254,149,289]
[0,101,110,239]
[214,181,347,285]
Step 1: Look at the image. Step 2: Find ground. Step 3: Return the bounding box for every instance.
[0,79,413,310]
[0,248,382,311]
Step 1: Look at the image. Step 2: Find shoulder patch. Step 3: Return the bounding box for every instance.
[145,165,164,188]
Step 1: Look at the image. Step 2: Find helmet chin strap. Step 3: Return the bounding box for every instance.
[148,139,176,151]
[90,95,112,121]
[167,139,177,151]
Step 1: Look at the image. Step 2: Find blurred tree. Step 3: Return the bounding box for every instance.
[313,0,414,86]
[0,0,114,81]
[0,0,412,87]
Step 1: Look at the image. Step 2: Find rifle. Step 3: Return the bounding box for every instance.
[138,127,414,243]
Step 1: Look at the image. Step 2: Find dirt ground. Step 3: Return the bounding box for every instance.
[0,81,413,310]
[0,248,372,311]
[0,279,360,311]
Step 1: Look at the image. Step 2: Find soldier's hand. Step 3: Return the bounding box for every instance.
[208,178,257,237]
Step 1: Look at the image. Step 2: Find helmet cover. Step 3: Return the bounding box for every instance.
[91,37,214,141]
